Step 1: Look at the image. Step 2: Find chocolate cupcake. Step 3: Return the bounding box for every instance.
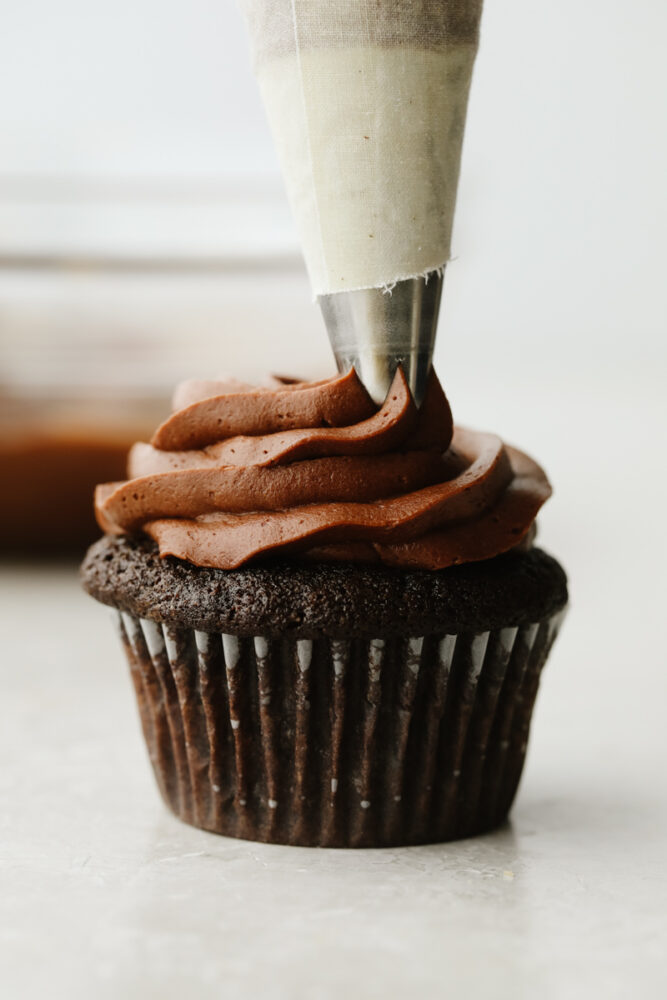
[81,369,567,847]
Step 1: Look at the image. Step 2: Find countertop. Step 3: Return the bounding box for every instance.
[2,367,666,999]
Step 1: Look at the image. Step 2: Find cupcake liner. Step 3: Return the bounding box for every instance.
[118,609,566,847]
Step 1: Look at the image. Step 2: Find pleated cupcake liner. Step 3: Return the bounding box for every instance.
[117,609,566,847]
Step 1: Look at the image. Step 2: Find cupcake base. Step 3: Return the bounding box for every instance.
[116,610,563,847]
[83,536,567,847]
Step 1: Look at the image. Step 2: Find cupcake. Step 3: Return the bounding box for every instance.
[81,367,567,847]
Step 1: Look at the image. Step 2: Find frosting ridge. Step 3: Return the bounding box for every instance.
[95,368,551,571]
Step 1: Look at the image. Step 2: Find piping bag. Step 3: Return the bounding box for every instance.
[240,1,484,405]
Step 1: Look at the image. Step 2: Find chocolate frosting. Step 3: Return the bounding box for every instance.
[95,368,551,571]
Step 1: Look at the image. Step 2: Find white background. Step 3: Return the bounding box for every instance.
[1,1,665,394]
[1,2,666,998]
[1,0,665,367]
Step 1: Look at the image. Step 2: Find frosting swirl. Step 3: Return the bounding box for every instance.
[95,368,551,571]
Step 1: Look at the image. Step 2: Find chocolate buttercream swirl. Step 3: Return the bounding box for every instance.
[95,368,551,571]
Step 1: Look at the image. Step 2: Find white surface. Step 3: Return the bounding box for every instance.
[2,367,666,1000]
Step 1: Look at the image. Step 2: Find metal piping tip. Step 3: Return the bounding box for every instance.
[318,270,443,407]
